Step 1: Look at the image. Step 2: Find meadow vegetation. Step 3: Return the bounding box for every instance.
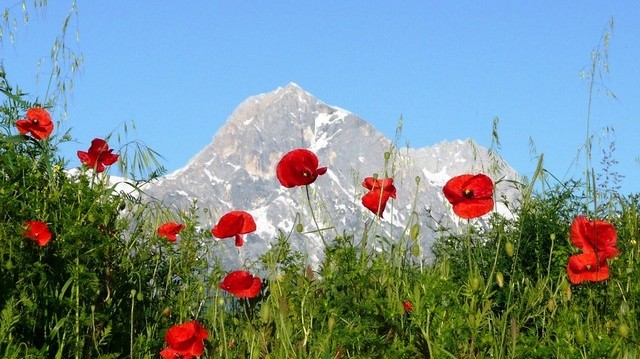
[1,5,637,358]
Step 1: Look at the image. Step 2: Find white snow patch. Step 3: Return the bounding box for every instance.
[203,169,215,181]
[422,167,451,187]
[248,205,277,240]
[315,113,334,127]
[226,162,240,171]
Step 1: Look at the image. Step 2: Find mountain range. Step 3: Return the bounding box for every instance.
[143,83,520,269]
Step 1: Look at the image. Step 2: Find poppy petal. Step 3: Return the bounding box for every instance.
[362,189,391,217]
[567,253,610,284]
[570,216,619,259]
[234,234,244,247]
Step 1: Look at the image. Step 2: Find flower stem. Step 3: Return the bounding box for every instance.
[305,185,328,248]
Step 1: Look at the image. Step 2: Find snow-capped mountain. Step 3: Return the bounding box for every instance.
[144,83,520,268]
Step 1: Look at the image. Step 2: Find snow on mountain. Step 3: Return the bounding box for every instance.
[143,83,521,269]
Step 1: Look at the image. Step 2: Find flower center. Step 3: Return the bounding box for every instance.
[463,188,474,198]
[302,170,310,177]
[586,264,592,271]
[32,118,39,124]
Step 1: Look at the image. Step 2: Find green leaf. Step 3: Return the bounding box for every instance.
[0,134,26,145]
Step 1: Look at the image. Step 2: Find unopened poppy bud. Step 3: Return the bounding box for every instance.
[296,223,303,233]
[411,244,420,257]
[575,328,586,344]
[560,281,572,301]
[136,291,143,301]
[260,302,271,323]
[505,241,514,257]
[161,307,171,318]
[619,323,630,337]
[550,233,556,241]
[496,272,504,288]
[372,173,379,180]
[328,315,335,331]
[547,298,556,312]
[384,152,391,160]
[415,176,420,184]
[410,223,420,241]
[130,289,136,298]
[471,276,481,291]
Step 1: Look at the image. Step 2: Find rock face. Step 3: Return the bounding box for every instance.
[144,83,520,268]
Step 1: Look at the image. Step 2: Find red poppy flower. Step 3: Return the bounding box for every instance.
[23,220,52,247]
[566,216,619,285]
[77,138,119,173]
[442,174,494,219]
[211,211,256,247]
[16,107,54,140]
[567,252,610,284]
[160,320,209,359]
[570,216,619,259]
[276,149,327,188]
[402,300,414,313]
[219,270,262,298]
[158,222,186,243]
[361,177,397,217]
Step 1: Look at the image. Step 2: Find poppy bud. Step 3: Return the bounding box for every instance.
[296,223,303,233]
[130,289,136,298]
[384,152,391,160]
[415,176,421,184]
[260,302,271,323]
[546,298,556,312]
[560,281,572,301]
[328,315,335,331]
[410,223,420,241]
[505,241,514,257]
[162,307,171,318]
[575,328,586,344]
[136,291,144,301]
[471,275,481,291]
[411,244,420,257]
[619,323,630,338]
[496,272,504,288]
[550,233,556,241]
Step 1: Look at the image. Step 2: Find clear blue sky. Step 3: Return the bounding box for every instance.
[3,2,639,194]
